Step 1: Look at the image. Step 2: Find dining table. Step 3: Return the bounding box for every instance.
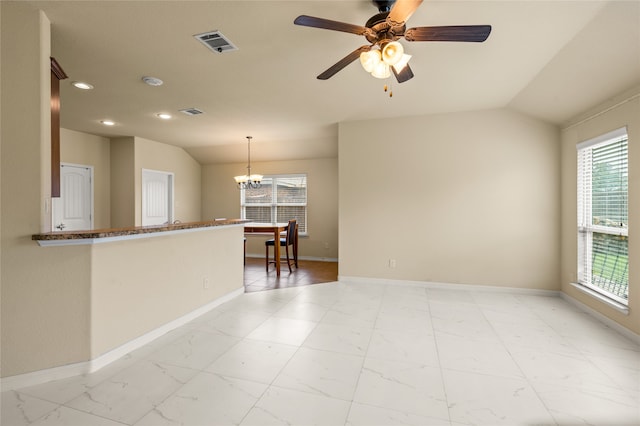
[243,222,289,277]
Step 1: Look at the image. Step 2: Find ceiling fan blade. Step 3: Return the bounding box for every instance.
[405,25,492,42]
[294,15,369,36]
[392,63,414,83]
[387,0,423,26]
[317,45,371,80]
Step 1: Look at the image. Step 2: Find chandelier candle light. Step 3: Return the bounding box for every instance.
[234,136,262,189]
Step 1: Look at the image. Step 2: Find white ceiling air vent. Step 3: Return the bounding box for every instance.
[179,107,204,116]
[194,30,238,54]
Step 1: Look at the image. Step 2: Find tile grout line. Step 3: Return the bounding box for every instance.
[474,292,562,426]
[343,282,386,425]
[427,288,455,426]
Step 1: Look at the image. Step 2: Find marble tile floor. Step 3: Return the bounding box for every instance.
[2,281,639,426]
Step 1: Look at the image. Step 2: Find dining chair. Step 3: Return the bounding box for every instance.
[265,219,297,273]
[292,222,299,268]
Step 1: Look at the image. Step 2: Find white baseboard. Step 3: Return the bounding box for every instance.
[338,275,560,297]
[0,287,244,391]
[561,292,640,345]
[0,360,90,393]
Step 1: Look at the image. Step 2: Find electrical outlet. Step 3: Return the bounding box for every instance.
[203,278,210,289]
[324,242,330,249]
[389,259,396,268]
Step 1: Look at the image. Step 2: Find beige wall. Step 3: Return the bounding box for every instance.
[134,137,201,225]
[60,128,111,229]
[91,226,244,357]
[339,109,561,289]
[202,158,339,260]
[109,136,201,228]
[560,91,639,334]
[110,137,136,228]
[1,3,92,377]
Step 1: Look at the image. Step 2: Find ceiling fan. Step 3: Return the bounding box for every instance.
[294,0,491,83]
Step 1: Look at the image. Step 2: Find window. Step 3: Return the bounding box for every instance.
[577,127,628,304]
[241,174,307,234]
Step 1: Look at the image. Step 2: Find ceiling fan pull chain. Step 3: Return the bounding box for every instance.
[384,81,393,97]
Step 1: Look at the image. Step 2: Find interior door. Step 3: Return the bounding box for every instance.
[142,169,174,226]
[52,163,93,231]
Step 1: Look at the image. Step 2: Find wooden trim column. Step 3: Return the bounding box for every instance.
[50,57,68,198]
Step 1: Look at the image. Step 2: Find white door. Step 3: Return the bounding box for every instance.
[142,169,174,226]
[52,163,93,231]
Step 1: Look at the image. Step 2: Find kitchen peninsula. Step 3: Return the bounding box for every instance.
[33,218,248,245]
[25,219,248,384]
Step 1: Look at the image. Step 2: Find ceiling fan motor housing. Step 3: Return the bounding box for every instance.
[365,12,405,45]
[372,0,396,13]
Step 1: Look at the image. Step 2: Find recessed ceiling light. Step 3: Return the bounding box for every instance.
[72,81,94,90]
[100,120,115,126]
[142,76,163,86]
[156,113,172,120]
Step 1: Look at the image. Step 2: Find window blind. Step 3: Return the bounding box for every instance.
[241,174,307,233]
[577,128,628,303]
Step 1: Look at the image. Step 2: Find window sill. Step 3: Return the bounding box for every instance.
[569,282,629,315]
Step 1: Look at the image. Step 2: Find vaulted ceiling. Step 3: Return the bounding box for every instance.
[27,0,640,163]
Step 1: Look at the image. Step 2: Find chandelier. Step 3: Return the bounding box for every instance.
[234,136,262,189]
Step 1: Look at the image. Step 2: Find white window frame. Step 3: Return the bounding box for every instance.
[240,173,308,235]
[577,127,628,305]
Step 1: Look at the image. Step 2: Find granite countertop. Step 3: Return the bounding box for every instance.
[32,219,249,241]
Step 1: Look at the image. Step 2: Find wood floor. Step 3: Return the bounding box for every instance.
[243,257,338,292]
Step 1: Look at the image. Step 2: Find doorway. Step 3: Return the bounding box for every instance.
[142,169,174,226]
[52,163,93,231]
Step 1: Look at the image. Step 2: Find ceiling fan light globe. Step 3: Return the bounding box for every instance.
[382,41,404,66]
[392,54,412,73]
[360,50,381,73]
[371,62,391,79]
